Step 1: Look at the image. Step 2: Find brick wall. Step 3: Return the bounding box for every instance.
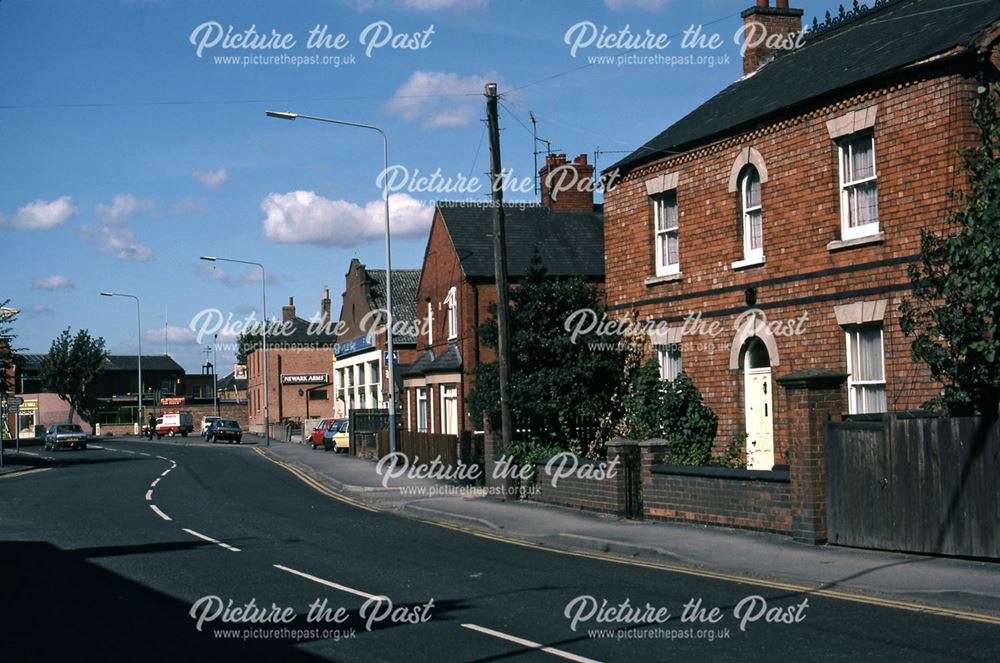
[602,66,982,454]
[248,346,333,432]
[644,465,792,534]
[530,458,629,516]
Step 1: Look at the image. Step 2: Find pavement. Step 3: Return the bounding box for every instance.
[251,434,1000,619]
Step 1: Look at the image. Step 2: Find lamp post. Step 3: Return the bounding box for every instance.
[100,292,143,434]
[200,256,269,447]
[213,333,218,417]
[266,110,398,456]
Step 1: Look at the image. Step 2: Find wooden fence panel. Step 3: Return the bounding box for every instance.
[826,414,1000,558]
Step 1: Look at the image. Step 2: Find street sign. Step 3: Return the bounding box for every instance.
[383,351,399,364]
[6,396,23,406]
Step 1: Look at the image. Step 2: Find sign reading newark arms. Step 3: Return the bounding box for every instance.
[280,374,329,385]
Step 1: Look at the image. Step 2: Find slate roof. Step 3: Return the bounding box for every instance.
[610,0,1000,175]
[400,344,463,378]
[20,354,185,372]
[437,203,605,279]
[269,317,338,347]
[217,371,248,391]
[368,268,422,344]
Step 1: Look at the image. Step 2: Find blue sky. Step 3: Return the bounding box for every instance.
[1,0,843,373]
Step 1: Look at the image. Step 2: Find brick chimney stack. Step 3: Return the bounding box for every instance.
[320,288,331,327]
[539,153,595,212]
[740,0,804,75]
[282,297,296,322]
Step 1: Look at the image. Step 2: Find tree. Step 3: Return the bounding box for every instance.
[468,255,627,456]
[901,83,1000,416]
[0,299,22,397]
[236,325,263,365]
[622,359,718,466]
[40,328,108,428]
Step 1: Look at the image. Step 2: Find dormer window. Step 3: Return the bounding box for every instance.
[839,133,879,239]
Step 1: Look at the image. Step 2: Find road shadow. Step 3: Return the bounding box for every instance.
[0,541,327,661]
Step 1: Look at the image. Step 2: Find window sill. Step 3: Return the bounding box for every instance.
[827,231,884,252]
[645,272,682,286]
[731,256,766,271]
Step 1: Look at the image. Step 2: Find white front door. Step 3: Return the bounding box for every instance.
[745,369,774,470]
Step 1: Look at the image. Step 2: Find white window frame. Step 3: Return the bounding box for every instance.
[426,301,434,346]
[845,325,887,415]
[741,167,764,262]
[428,385,435,433]
[440,384,458,435]
[838,133,879,240]
[656,344,682,381]
[416,387,428,432]
[653,192,680,277]
[445,287,458,340]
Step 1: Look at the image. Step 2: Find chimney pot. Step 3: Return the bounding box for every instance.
[757,0,768,6]
[776,0,788,7]
[741,1,803,75]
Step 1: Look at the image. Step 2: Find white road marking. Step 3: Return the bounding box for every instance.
[273,564,383,601]
[160,468,172,477]
[20,451,39,457]
[145,489,153,501]
[151,478,160,487]
[155,455,168,460]
[461,624,602,663]
[149,504,172,521]
[182,528,241,553]
[91,445,104,450]
[0,467,51,479]
[139,452,150,457]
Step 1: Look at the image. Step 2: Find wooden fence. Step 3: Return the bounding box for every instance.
[826,414,999,558]
[376,429,459,467]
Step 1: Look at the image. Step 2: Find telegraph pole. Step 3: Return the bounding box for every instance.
[485,83,513,453]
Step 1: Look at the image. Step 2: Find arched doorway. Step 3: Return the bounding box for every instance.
[743,337,774,470]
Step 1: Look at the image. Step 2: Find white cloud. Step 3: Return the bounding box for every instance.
[8,196,76,230]
[385,70,496,129]
[604,0,669,10]
[260,191,433,248]
[172,197,207,214]
[79,224,153,262]
[193,167,229,189]
[32,274,74,290]
[144,325,199,347]
[95,193,152,224]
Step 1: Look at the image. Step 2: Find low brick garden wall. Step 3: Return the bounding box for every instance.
[645,465,792,534]
[531,457,630,516]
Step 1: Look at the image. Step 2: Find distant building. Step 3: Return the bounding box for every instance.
[245,290,338,432]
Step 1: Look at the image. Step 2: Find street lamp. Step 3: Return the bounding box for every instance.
[100,292,143,434]
[213,333,218,417]
[200,256,270,447]
[266,110,398,456]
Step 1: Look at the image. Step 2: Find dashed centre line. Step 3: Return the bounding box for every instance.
[182,527,241,553]
[461,623,602,663]
[149,504,172,521]
[273,564,383,601]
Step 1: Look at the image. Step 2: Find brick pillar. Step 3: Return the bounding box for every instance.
[482,421,512,493]
[638,439,670,517]
[606,438,638,517]
[775,369,847,544]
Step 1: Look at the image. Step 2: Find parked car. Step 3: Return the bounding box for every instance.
[206,419,243,444]
[322,419,349,453]
[200,416,223,437]
[156,411,194,438]
[44,424,88,451]
[309,418,336,449]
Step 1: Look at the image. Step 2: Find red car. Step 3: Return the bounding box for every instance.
[309,418,336,449]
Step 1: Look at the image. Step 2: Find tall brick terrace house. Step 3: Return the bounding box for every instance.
[401,154,605,435]
[247,290,338,432]
[333,259,421,419]
[602,0,1000,470]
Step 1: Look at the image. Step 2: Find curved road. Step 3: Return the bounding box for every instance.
[1,439,997,662]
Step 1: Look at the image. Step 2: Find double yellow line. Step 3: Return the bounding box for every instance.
[253,447,1000,626]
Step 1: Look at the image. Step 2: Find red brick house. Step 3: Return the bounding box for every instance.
[602,0,1000,469]
[401,154,605,435]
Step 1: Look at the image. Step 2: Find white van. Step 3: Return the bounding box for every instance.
[156,411,195,438]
